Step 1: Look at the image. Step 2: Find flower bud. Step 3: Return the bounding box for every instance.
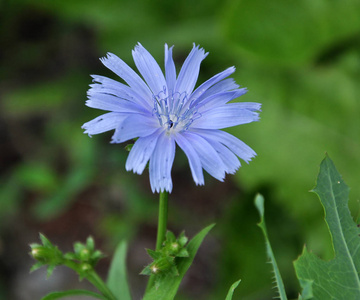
[30,245,62,264]
[79,248,90,261]
[81,263,92,272]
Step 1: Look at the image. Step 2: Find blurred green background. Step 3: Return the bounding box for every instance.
[1,0,360,299]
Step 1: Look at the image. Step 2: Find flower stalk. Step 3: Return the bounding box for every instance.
[145,191,169,292]
[156,191,169,250]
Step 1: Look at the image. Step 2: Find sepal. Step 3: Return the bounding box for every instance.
[141,230,189,278]
[30,234,64,277]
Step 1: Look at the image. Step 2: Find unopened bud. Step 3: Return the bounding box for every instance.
[79,249,90,261]
[170,242,179,251]
[81,263,92,272]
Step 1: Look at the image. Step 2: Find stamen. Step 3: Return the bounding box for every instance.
[153,89,200,133]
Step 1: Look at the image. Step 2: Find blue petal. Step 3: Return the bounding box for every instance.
[174,44,208,99]
[174,133,204,185]
[189,67,236,103]
[181,131,226,181]
[100,53,152,102]
[125,129,162,174]
[164,44,177,93]
[202,136,240,174]
[194,89,248,111]
[86,92,150,114]
[192,129,256,163]
[149,133,176,193]
[192,103,260,129]
[82,112,126,136]
[90,75,152,110]
[132,43,167,95]
[198,78,240,99]
[111,114,159,144]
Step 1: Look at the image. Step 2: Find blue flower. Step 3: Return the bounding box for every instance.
[82,43,261,193]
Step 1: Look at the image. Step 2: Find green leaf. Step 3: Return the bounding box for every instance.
[143,224,215,300]
[225,279,241,300]
[297,279,313,300]
[254,194,287,300]
[294,155,360,299]
[106,240,132,300]
[41,289,106,300]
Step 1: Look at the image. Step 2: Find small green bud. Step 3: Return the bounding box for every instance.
[30,245,63,264]
[81,263,92,272]
[79,248,90,261]
[150,264,160,274]
[31,247,43,260]
[170,242,179,252]
[152,257,174,273]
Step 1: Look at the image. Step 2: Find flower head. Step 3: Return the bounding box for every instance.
[82,43,261,193]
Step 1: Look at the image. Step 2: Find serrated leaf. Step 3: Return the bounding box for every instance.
[294,155,360,299]
[106,240,131,300]
[254,194,287,300]
[297,279,313,300]
[143,224,215,300]
[40,289,106,300]
[225,279,241,300]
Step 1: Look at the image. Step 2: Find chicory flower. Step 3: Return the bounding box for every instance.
[82,43,261,193]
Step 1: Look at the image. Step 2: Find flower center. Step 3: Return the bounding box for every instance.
[153,88,201,133]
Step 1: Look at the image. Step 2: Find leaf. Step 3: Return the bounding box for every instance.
[143,224,215,300]
[41,289,106,300]
[106,240,132,300]
[254,194,287,300]
[225,279,241,300]
[297,279,313,300]
[294,155,360,299]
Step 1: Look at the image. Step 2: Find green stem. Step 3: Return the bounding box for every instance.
[64,261,117,300]
[156,191,169,250]
[145,191,169,293]
[87,270,117,300]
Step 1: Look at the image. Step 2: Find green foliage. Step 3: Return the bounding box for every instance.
[63,236,105,271]
[223,0,360,66]
[294,156,360,299]
[30,235,113,299]
[143,224,215,300]
[41,290,107,300]
[224,280,241,300]
[141,231,189,282]
[107,241,132,300]
[255,194,287,300]
[2,0,360,298]
[30,234,64,278]
[31,235,105,279]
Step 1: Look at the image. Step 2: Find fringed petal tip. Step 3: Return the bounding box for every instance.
[191,43,209,58]
[100,52,117,61]
[81,125,92,137]
[151,184,173,194]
